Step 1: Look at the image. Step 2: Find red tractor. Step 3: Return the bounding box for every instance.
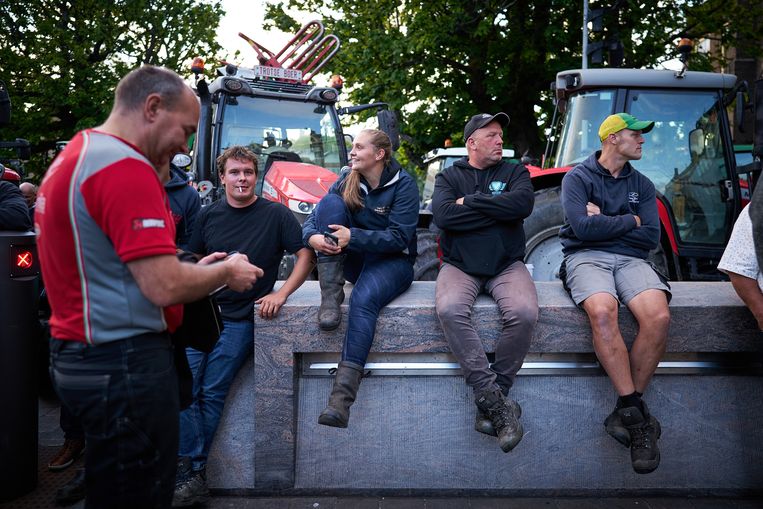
[189,21,401,277]
[523,67,762,281]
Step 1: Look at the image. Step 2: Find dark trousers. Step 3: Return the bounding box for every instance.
[50,334,179,509]
[435,261,538,396]
[315,194,414,365]
[60,401,84,440]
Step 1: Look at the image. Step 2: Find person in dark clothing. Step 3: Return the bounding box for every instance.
[559,112,670,475]
[165,163,200,251]
[303,129,418,429]
[173,146,313,507]
[0,177,32,231]
[432,112,537,453]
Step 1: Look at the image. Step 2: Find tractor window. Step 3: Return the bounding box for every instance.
[627,89,730,246]
[217,97,342,191]
[555,90,616,167]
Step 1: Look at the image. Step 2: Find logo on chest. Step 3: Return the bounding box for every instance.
[628,192,639,204]
[373,206,390,215]
[489,181,506,195]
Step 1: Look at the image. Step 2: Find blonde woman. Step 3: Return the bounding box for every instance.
[303,129,419,428]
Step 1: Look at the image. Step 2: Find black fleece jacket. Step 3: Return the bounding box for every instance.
[432,157,534,276]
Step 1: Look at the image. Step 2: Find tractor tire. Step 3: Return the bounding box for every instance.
[524,186,565,281]
[414,226,440,281]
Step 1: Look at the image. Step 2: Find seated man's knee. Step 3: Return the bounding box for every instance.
[436,297,471,324]
[500,302,538,329]
[584,296,619,331]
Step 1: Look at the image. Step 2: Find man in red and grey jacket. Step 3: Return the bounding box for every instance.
[36,65,263,509]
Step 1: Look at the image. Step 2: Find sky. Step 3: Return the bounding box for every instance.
[217,0,312,69]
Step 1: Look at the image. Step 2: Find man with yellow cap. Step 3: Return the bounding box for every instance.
[558,112,671,474]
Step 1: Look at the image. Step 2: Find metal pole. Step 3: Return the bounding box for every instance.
[582,0,589,69]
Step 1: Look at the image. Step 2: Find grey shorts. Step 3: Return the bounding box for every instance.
[564,250,671,305]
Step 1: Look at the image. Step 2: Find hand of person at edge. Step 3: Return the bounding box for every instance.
[255,291,287,319]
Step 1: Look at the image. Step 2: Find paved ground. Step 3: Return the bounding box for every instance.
[1,397,761,508]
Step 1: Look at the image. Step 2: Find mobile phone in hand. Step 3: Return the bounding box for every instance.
[323,232,339,246]
[209,251,240,296]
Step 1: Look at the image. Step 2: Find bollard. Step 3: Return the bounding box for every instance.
[0,230,40,502]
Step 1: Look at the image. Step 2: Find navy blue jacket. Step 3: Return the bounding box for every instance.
[432,158,534,276]
[559,151,660,259]
[302,160,419,263]
[165,165,201,251]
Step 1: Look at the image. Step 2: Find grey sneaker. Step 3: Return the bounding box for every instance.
[475,399,521,437]
[172,467,209,507]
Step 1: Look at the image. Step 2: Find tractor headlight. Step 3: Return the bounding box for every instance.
[288,199,315,214]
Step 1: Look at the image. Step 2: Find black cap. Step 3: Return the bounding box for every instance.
[464,112,510,141]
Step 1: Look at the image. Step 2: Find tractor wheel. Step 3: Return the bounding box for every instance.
[278,252,317,281]
[524,186,565,281]
[414,226,440,281]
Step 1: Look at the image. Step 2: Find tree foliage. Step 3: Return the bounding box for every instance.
[0,0,224,179]
[265,0,762,172]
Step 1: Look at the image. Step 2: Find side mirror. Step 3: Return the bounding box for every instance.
[754,78,763,163]
[377,109,400,151]
[17,139,31,161]
[344,133,353,148]
[0,81,10,126]
[689,128,704,159]
[735,89,746,133]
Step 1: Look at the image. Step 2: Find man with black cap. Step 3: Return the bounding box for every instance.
[559,113,670,474]
[432,112,537,453]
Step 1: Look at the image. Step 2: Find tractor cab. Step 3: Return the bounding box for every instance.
[191,20,397,223]
[536,68,754,280]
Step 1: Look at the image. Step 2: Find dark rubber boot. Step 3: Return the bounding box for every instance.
[318,255,345,331]
[475,399,521,437]
[475,389,524,452]
[318,361,364,428]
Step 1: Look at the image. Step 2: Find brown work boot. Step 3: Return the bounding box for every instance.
[475,389,524,452]
[475,398,521,437]
[48,437,85,471]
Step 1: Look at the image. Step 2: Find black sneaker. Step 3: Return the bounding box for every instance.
[605,406,662,449]
[172,467,209,507]
[617,406,661,474]
[475,399,521,437]
[475,390,523,452]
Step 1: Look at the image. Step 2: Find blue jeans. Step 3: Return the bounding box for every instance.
[178,319,253,471]
[314,194,414,366]
[50,333,178,509]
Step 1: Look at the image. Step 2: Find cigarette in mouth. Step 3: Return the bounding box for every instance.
[238,186,243,192]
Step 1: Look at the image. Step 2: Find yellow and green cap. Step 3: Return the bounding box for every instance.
[598,113,654,141]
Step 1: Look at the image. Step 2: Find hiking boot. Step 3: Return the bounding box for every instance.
[604,406,662,448]
[54,467,86,506]
[48,437,85,471]
[475,389,523,452]
[475,399,521,437]
[617,404,661,474]
[317,255,345,331]
[172,467,209,507]
[318,361,364,428]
